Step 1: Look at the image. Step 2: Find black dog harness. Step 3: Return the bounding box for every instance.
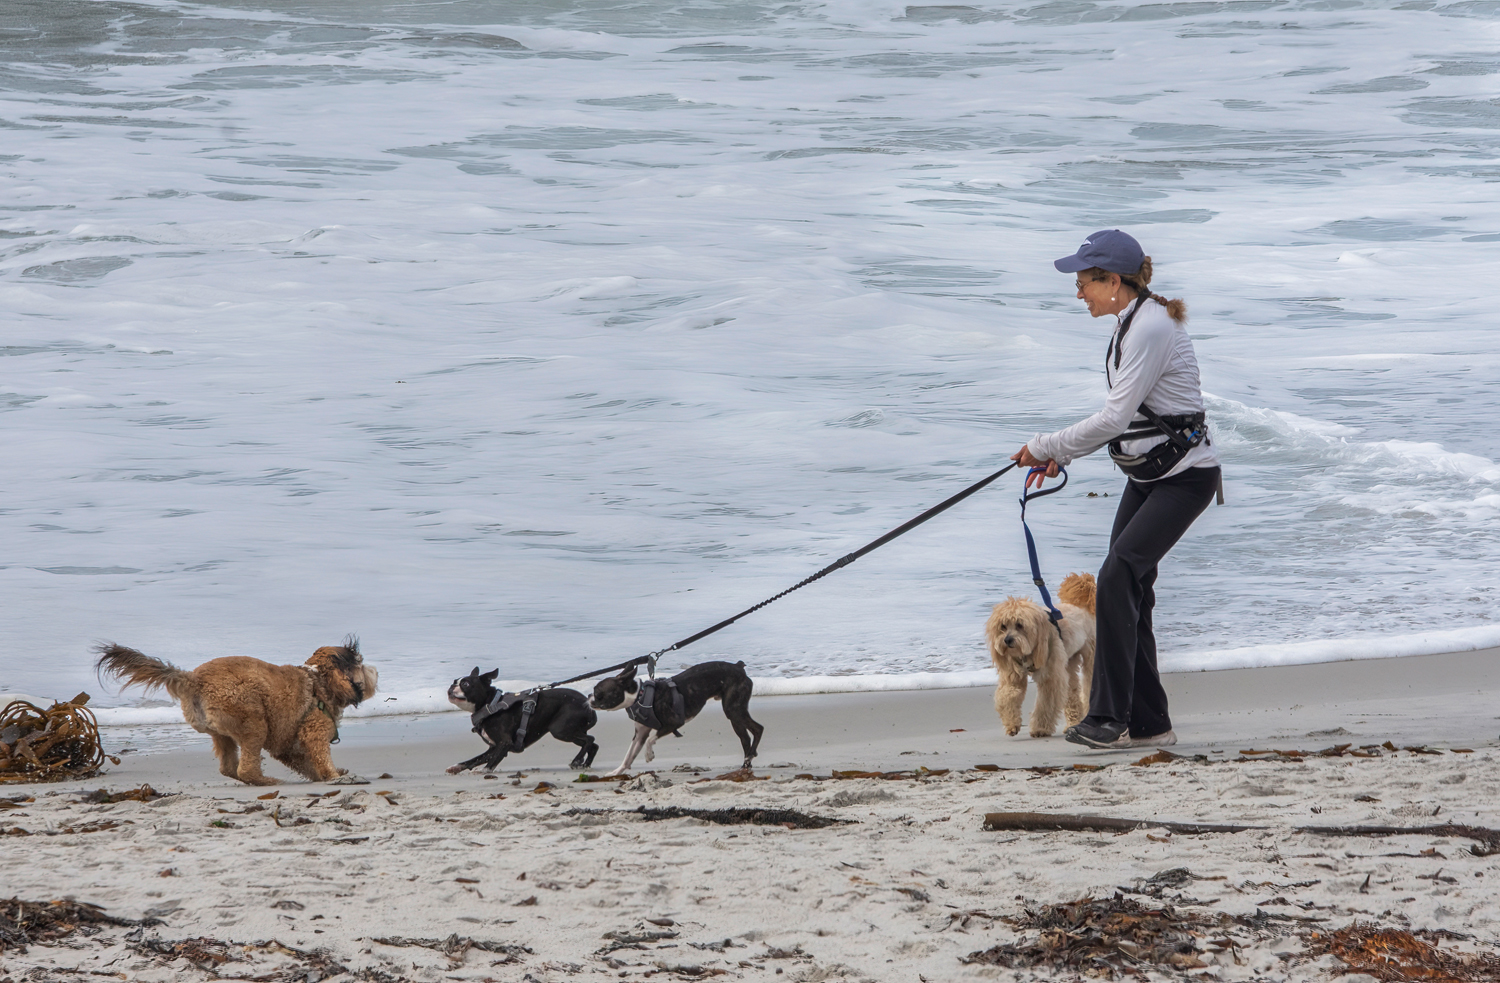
[626,679,686,735]
[471,691,538,748]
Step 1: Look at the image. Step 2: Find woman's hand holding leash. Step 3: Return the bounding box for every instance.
[1011,446,1060,490]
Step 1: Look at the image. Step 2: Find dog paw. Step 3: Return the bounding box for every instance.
[445,765,465,775]
[1005,726,1020,736]
[1029,731,1054,739]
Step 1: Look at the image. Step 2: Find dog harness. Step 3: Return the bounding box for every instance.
[471,691,538,748]
[626,679,686,735]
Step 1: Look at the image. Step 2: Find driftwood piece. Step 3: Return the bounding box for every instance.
[983,813,1500,857]
[1292,823,1500,858]
[983,812,1262,836]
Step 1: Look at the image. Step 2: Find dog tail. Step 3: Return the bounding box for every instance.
[94,643,198,704]
[1057,572,1096,616]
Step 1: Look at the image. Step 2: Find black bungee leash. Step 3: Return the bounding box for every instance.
[532,459,1024,693]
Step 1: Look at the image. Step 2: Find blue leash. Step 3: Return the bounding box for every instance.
[1020,466,1069,629]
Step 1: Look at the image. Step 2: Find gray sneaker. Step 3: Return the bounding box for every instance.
[1064,720,1128,749]
[1118,730,1177,749]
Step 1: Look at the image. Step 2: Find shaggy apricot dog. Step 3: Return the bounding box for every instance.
[95,638,377,785]
[985,573,1096,737]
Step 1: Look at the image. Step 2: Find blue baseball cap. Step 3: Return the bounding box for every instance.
[1053,229,1145,275]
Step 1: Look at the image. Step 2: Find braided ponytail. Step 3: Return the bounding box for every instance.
[1118,257,1187,323]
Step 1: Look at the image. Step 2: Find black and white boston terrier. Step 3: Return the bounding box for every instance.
[445,667,599,774]
[589,661,763,776]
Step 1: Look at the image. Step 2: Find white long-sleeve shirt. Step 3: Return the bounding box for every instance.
[1027,294,1219,480]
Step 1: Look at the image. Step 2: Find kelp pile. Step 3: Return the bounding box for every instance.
[1307,923,1500,982]
[0,693,116,784]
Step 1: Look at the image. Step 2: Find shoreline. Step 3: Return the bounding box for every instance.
[16,623,1500,731]
[34,644,1500,786]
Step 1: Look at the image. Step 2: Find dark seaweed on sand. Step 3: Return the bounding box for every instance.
[1306,922,1500,982]
[565,805,853,829]
[636,805,854,829]
[0,898,160,953]
[961,895,1293,977]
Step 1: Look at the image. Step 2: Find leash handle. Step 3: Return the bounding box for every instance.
[1020,465,1069,504]
[1020,467,1068,625]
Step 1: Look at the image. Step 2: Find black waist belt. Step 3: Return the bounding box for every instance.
[1113,409,1206,447]
[1108,404,1207,481]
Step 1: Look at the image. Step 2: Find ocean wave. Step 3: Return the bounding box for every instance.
[28,624,1494,729]
[1209,395,1500,483]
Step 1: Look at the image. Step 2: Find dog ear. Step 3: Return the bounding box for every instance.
[470,666,480,677]
[307,646,342,671]
[1024,604,1046,637]
[308,648,357,706]
[618,664,637,681]
[1029,607,1057,657]
[481,668,499,681]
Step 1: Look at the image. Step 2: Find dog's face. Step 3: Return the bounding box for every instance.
[590,665,639,711]
[306,636,379,707]
[985,598,1051,674]
[448,667,499,711]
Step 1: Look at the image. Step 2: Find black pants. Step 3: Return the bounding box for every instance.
[1086,465,1220,737]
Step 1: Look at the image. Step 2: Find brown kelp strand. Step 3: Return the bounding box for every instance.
[0,694,116,784]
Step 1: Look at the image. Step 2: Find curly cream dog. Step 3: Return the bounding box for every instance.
[985,573,1096,737]
[95,637,376,785]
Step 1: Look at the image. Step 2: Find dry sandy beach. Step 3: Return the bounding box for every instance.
[4,648,1500,982]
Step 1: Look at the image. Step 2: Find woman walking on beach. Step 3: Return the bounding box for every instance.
[1011,230,1220,750]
